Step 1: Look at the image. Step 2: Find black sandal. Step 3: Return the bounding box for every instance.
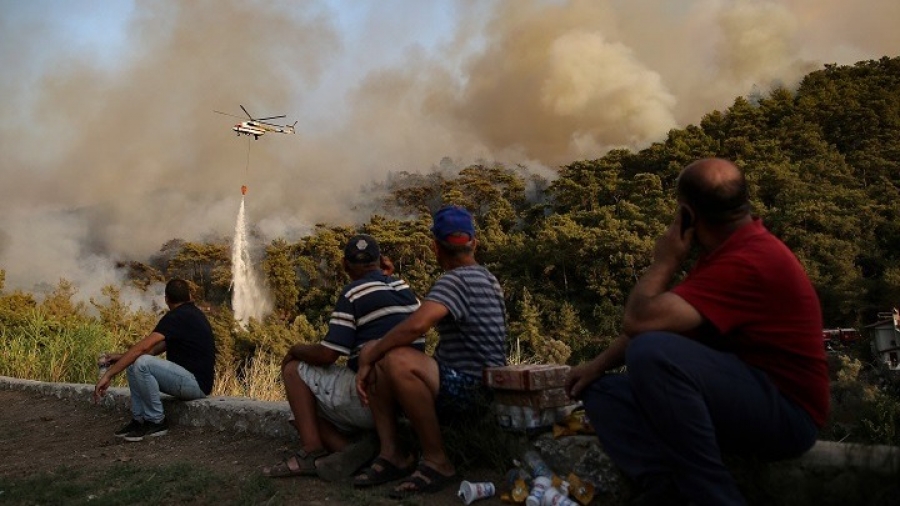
[352,456,415,488]
[388,461,458,499]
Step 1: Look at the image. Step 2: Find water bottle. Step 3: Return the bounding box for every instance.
[98,353,110,379]
[523,450,552,478]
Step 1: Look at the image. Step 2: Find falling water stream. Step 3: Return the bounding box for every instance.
[231,196,270,328]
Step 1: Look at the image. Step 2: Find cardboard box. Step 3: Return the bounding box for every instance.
[493,387,572,409]
[483,364,570,391]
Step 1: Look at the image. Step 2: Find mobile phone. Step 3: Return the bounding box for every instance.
[680,206,693,238]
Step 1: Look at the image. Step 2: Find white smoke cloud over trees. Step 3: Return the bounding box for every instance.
[0,0,897,296]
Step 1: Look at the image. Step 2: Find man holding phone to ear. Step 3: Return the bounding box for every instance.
[566,158,828,505]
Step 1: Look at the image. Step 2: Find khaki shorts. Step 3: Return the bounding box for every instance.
[296,363,374,433]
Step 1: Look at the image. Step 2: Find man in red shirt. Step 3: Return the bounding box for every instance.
[566,158,828,505]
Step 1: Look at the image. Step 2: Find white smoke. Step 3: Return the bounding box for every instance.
[0,0,897,298]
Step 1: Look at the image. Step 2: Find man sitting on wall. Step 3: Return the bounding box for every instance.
[567,158,829,505]
[263,234,423,481]
[94,278,216,442]
[354,206,508,498]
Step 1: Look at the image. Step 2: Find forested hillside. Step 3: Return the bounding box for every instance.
[3,57,899,370]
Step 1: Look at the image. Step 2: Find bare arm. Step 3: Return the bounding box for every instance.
[622,212,703,336]
[282,343,341,368]
[356,300,447,404]
[94,331,166,403]
[361,300,447,363]
[565,333,630,399]
[148,340,167,356]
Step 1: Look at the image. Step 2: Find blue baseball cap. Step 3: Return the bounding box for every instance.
[431,206,475,244]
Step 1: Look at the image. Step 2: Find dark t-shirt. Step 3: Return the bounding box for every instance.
[672,219,829,427]
[152,302,216,395]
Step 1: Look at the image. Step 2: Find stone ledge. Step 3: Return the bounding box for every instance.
[793,439,900,475]
[0,375,296,440]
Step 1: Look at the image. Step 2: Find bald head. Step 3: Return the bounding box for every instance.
[677,158,750,225]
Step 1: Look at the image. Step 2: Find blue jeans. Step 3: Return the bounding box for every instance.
[581,332,818,506]
[126,355,206,423]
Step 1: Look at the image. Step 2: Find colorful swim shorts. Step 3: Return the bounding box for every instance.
[435,362,491,424]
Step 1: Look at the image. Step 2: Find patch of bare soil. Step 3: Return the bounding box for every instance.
[0,389,507,505]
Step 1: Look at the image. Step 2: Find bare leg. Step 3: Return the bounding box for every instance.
[377,348,454,477]
[282,360,326,454]
[317,417,350,452]
[366,353,413,469]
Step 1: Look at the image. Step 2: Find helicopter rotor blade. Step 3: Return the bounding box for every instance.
[213,110,242,119]
[256,115,287,121]
[240,104,253,119]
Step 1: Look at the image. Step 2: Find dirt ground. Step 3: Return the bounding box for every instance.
[0,388,509,505]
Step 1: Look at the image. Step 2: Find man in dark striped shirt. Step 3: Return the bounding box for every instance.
[263,234,422,481]
[354,206,507,498]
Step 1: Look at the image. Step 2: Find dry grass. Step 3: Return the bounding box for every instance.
[214,351,284,401]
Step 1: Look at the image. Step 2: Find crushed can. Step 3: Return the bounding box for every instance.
[525,476,552,506]
[567,473,595,505]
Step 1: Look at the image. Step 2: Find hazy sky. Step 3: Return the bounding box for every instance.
[0,0,897,298]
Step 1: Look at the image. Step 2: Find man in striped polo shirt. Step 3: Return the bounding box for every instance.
[263,234,423,481]
[354,206,507,498]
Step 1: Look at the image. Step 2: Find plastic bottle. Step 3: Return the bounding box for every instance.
[506,467,530,484]
[523,450,552,478]
[98,353,110,379]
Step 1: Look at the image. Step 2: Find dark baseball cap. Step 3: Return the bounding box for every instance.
[431,206,475,245]
[344,234,380,264]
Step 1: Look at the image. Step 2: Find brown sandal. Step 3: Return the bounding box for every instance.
[263,448,329,478]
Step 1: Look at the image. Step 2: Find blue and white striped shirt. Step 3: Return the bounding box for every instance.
[427,265,508,379]
[322,270,423,371]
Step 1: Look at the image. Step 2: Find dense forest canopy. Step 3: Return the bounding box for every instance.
[3,57,899,367]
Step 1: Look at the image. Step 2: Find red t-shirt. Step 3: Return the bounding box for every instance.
[672,219,830,427]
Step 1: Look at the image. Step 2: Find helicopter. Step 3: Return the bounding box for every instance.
[214,105,296,140]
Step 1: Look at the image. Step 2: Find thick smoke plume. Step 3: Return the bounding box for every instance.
[0,0,897,298]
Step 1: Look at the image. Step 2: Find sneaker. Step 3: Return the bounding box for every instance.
[124,419,169,442]
[114,419,143,438]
